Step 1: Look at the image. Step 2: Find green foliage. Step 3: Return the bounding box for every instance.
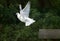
[0,0,60,41]
[0,4,18,24]
[30,8,40,20]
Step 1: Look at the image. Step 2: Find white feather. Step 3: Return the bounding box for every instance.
[20,1,30,17]
[25,18,35,26]
[16,1,35,26]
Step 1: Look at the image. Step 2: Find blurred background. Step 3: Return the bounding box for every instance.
[0,0,60,41]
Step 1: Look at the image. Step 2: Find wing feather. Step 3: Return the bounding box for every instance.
[19,4,22,11]
[20,1,30,17]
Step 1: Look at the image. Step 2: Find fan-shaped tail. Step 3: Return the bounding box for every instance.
[25,18,35,26]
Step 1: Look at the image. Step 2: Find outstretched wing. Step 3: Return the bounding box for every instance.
[19,4,22,11]
[20,1,30,17]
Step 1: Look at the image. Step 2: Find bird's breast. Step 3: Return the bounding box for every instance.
[18,16,26,22]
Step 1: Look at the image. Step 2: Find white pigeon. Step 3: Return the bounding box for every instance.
[16,1,35,26]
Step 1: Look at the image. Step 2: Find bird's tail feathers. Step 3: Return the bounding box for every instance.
[25,18,35,26]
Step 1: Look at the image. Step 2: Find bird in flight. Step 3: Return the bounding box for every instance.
[16,1,35,26]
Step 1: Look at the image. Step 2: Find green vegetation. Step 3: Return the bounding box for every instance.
[0,0,60,41]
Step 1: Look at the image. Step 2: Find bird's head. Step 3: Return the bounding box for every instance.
[16,12,19,15]
[16,12,21,17]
